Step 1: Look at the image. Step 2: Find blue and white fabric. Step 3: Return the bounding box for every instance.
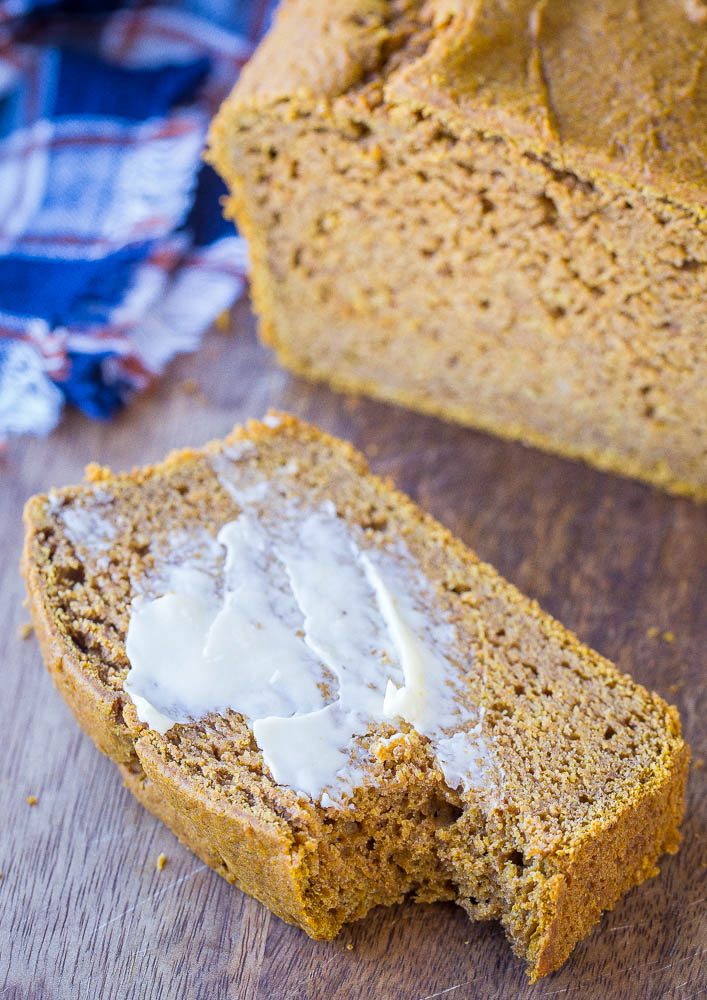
[0,0,276,441]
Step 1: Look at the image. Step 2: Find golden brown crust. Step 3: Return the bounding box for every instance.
[391,0,707,213]
[119,758,317,935]
[22,412,690,978]
[531,737,690,979]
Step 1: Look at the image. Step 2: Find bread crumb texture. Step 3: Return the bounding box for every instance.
[21,414,689,980]
[208,0,707,500]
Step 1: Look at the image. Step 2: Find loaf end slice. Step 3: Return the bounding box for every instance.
[22,412,689,979]
[208,0,707,500]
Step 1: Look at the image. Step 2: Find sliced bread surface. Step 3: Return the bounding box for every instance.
[208,0,707,500]
[22,413,688,980]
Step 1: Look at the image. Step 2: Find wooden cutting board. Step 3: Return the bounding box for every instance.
[2,302,705,1000]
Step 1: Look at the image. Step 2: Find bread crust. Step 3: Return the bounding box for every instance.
[530,736,689,979]
[119,759,318,936]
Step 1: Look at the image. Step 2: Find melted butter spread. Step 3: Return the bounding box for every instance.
[123,458,495,803]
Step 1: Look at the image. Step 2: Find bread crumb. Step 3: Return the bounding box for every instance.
[645,626,659,639]
[214,309,231,332]
[662,631,675,643]
[27,795,37,806]
[683,0,707,24]
[346,943,354,951]
[694,758,704,770]
[343,395,359,413]
[464,940,470,945]
[17,622,33,640]
[178,379,207,406]
[669,680,684,693]
[365,443,380,458]
[156,852,167,870]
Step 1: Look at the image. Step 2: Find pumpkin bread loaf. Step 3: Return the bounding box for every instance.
[22,414,688,980]
[209,0,707,500]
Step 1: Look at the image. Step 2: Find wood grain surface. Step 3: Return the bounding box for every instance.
[1,301,705,1000]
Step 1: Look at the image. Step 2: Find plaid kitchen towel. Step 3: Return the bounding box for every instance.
[0,0,277,441]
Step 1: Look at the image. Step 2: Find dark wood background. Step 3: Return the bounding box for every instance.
[2,302,705,1000]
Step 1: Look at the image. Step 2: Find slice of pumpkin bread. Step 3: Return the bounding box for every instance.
[22,413,688,980]
[208,0,707,500]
